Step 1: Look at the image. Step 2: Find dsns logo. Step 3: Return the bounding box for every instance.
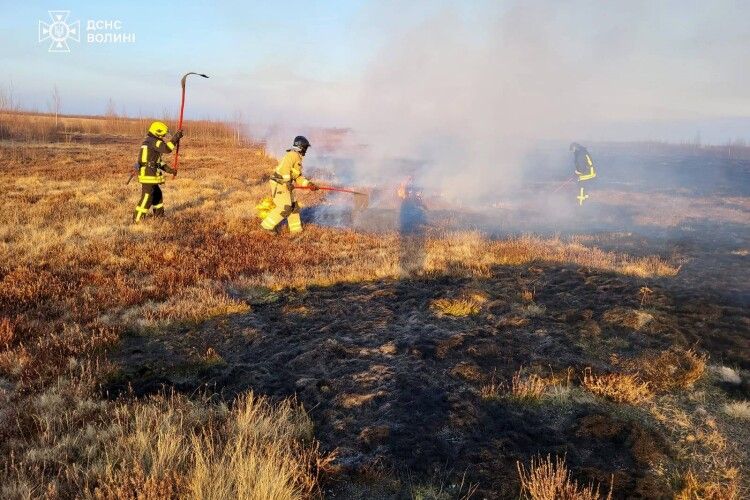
[39,11,80,52]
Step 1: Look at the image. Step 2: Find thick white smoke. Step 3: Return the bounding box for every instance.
[238,1,750,205]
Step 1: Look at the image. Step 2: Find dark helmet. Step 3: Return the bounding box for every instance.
[293,135,311,155]
[569,142,583,152]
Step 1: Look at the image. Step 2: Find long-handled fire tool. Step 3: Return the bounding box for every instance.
[172,72,209,177]
[552,175,576,193]
[295,185,369,210]
[126,162,137,185]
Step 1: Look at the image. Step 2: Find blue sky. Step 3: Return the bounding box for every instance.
[1,0,379,117]
[2,1,749,143]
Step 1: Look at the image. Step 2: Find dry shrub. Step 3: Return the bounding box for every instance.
[96,392,328,499]
[621,347,707,391]
[517,455,613,500]
[581,369,653,405]
[674,470,739,500]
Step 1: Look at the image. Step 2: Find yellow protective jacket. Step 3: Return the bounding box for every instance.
[270,150,310,188]
[137,134,177,184]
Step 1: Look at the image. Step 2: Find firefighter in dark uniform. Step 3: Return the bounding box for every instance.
[133,121,183,222]
[570,142,596,205]
[570,142,596,181]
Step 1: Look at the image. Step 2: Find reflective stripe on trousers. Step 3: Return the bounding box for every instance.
[134,193,150,222]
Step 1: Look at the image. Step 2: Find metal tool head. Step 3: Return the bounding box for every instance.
[180,72,210,88]
[353,192,369,211]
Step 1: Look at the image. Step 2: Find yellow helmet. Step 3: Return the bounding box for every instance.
[148,121,169,138]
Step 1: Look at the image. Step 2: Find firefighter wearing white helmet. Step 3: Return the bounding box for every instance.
[260,136,319,234]
[133,121,183,222]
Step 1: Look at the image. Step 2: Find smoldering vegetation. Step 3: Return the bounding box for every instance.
[233,1,750,209]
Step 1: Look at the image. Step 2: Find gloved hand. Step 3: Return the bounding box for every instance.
[307,183,319,191]
[172,130,184,143]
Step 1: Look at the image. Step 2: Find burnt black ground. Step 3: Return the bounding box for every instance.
[105,150,749,498]
[106,254,749,498]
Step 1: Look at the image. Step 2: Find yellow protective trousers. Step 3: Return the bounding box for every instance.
[260,181,303,233]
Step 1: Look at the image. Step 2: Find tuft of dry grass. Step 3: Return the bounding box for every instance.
[620,347,707,392]
[431,297,482,317]
[723,401,750,420]
[674,470,740,500]
[117,282,251,332]
[95,392,330,499]
[602,307,654,330]
[581,369,653,405]
[0,316,13,346]
[510,371,552,401]
[713,365,742,385]
[517,454,613,500]
[481,368,563,402]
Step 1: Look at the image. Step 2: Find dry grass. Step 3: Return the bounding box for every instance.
[431,298,482,317]
[516,455,613,500]
[674,470,740,500]
[431,290,489,317]
[602,307,654,330]
[481,368,563,402]
[581,369,654,405]
[723,401,750,420]
[619,347,707,391]
[95,392,329,500]
[0,110,248,146]
[649,399,743,498]
[1,381,328,499]
[0,112,690,497]
[713,365,742,385]
[116,282,251,333]
[425,233,678,280]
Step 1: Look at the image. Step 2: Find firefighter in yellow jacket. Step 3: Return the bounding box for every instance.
[133,121,183,222]
[260,136,318,234]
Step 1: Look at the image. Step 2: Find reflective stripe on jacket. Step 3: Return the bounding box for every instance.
[270,150,309,188]
[137,134,176,184]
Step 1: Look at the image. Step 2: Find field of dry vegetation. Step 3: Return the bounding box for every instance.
[1,112,748,498]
